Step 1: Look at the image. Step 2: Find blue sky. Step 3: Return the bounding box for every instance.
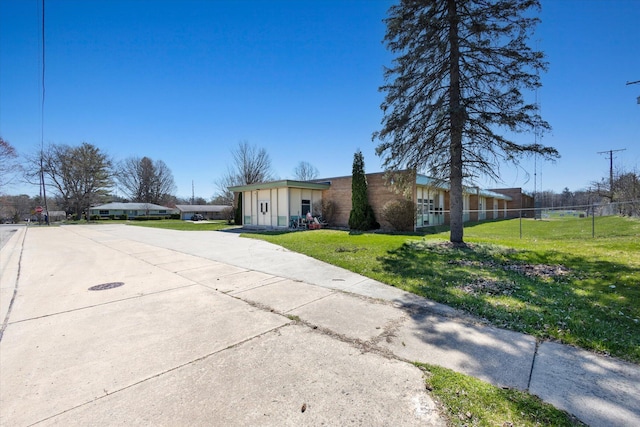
[1,0,638,200]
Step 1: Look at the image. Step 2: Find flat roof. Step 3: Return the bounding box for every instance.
[229,180,331,192]
[175,205,231,213]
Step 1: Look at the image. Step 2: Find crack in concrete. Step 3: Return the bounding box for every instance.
[0,227,27,342]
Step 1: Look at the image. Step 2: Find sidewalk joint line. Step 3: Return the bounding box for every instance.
[27,322,292,426]
[527,339,541,390]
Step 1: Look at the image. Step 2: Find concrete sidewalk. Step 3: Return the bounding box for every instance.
[1,224,639,426]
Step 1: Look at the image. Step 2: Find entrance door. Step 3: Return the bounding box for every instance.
[258,200,270,226]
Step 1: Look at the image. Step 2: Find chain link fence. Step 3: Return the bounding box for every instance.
[507,200,640,239]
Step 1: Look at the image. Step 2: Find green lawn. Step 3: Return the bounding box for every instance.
[126,219,237,231]
[244,216,640,363]
[418,363,584,426]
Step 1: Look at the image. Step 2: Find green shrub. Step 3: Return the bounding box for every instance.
[119,214,128,220]
[132,216,163,221]
[223,206,235,224]
[382,199,416,231]
[321,199,337,225]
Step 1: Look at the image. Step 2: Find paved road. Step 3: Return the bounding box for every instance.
[0,224,20,251]
[1,224,639,426]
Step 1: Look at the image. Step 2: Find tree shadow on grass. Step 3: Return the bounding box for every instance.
[377,240,640,363]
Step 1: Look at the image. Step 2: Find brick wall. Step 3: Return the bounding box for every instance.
[489,188,534,218]
[320,172,409,229]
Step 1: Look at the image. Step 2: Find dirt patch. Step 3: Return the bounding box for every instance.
[452,259,571,280]
[458,278,520,296]
[502,263,571,279]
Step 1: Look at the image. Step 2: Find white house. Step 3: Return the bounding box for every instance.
[89,202,177,219]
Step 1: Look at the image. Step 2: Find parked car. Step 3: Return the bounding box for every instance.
[191,214,204,221]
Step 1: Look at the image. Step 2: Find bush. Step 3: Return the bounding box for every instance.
[223,206,235,224]
[119,214,128,220]
[132,216,163,221]
[109,214,115,220]
[382,199,416,232]
[321,199,337,225]
[90,215,101,221]
[170,213,180,219]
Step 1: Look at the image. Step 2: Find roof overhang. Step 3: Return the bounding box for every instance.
[229,180,331,192]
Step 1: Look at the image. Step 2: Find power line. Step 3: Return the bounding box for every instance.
[39,0,50,225]
[597,148,626,201]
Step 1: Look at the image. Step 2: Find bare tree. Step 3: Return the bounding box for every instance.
[0,137,20,191]
[116,156,176,205]
[613,167,640,216]
[293,161,319,181]
[28,142,112,218]
[215,141,274,203]
[232,140,274,184]
[0,194,33,222]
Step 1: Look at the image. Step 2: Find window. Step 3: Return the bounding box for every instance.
[301,199,311,215]
[99,210,109,215]
[159,210,166,214]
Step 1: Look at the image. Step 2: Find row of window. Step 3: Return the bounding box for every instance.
[98,210,167,215]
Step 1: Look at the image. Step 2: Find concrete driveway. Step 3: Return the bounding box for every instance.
[0,225,444,426]
[1,224,639,426]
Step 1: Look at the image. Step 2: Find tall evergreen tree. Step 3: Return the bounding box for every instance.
[348,150,377,230]
[374,0,559,243]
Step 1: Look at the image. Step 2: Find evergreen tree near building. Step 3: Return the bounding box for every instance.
[234,193,243,225]
[348,150,378,231]
[374,0,559,243]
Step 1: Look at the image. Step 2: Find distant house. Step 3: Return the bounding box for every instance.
[47,210,67,222]
[230,170,528,231]
[175,205,232,220]
[89,202,177,219]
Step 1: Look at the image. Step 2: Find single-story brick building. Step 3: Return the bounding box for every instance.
[89,202,177,219]
[230,170,531,231]
[175,204,232,220]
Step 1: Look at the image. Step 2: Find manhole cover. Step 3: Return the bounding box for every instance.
[88,282,125,291]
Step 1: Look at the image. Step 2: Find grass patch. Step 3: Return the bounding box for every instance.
[244,216,640,363]
[126,219,236,231]
[417,363,584,426]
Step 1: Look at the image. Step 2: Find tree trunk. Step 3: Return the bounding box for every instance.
[448,0,464,243]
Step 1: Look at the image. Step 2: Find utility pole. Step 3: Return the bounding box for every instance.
[597,149,626,201]
[627,80,640,104]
